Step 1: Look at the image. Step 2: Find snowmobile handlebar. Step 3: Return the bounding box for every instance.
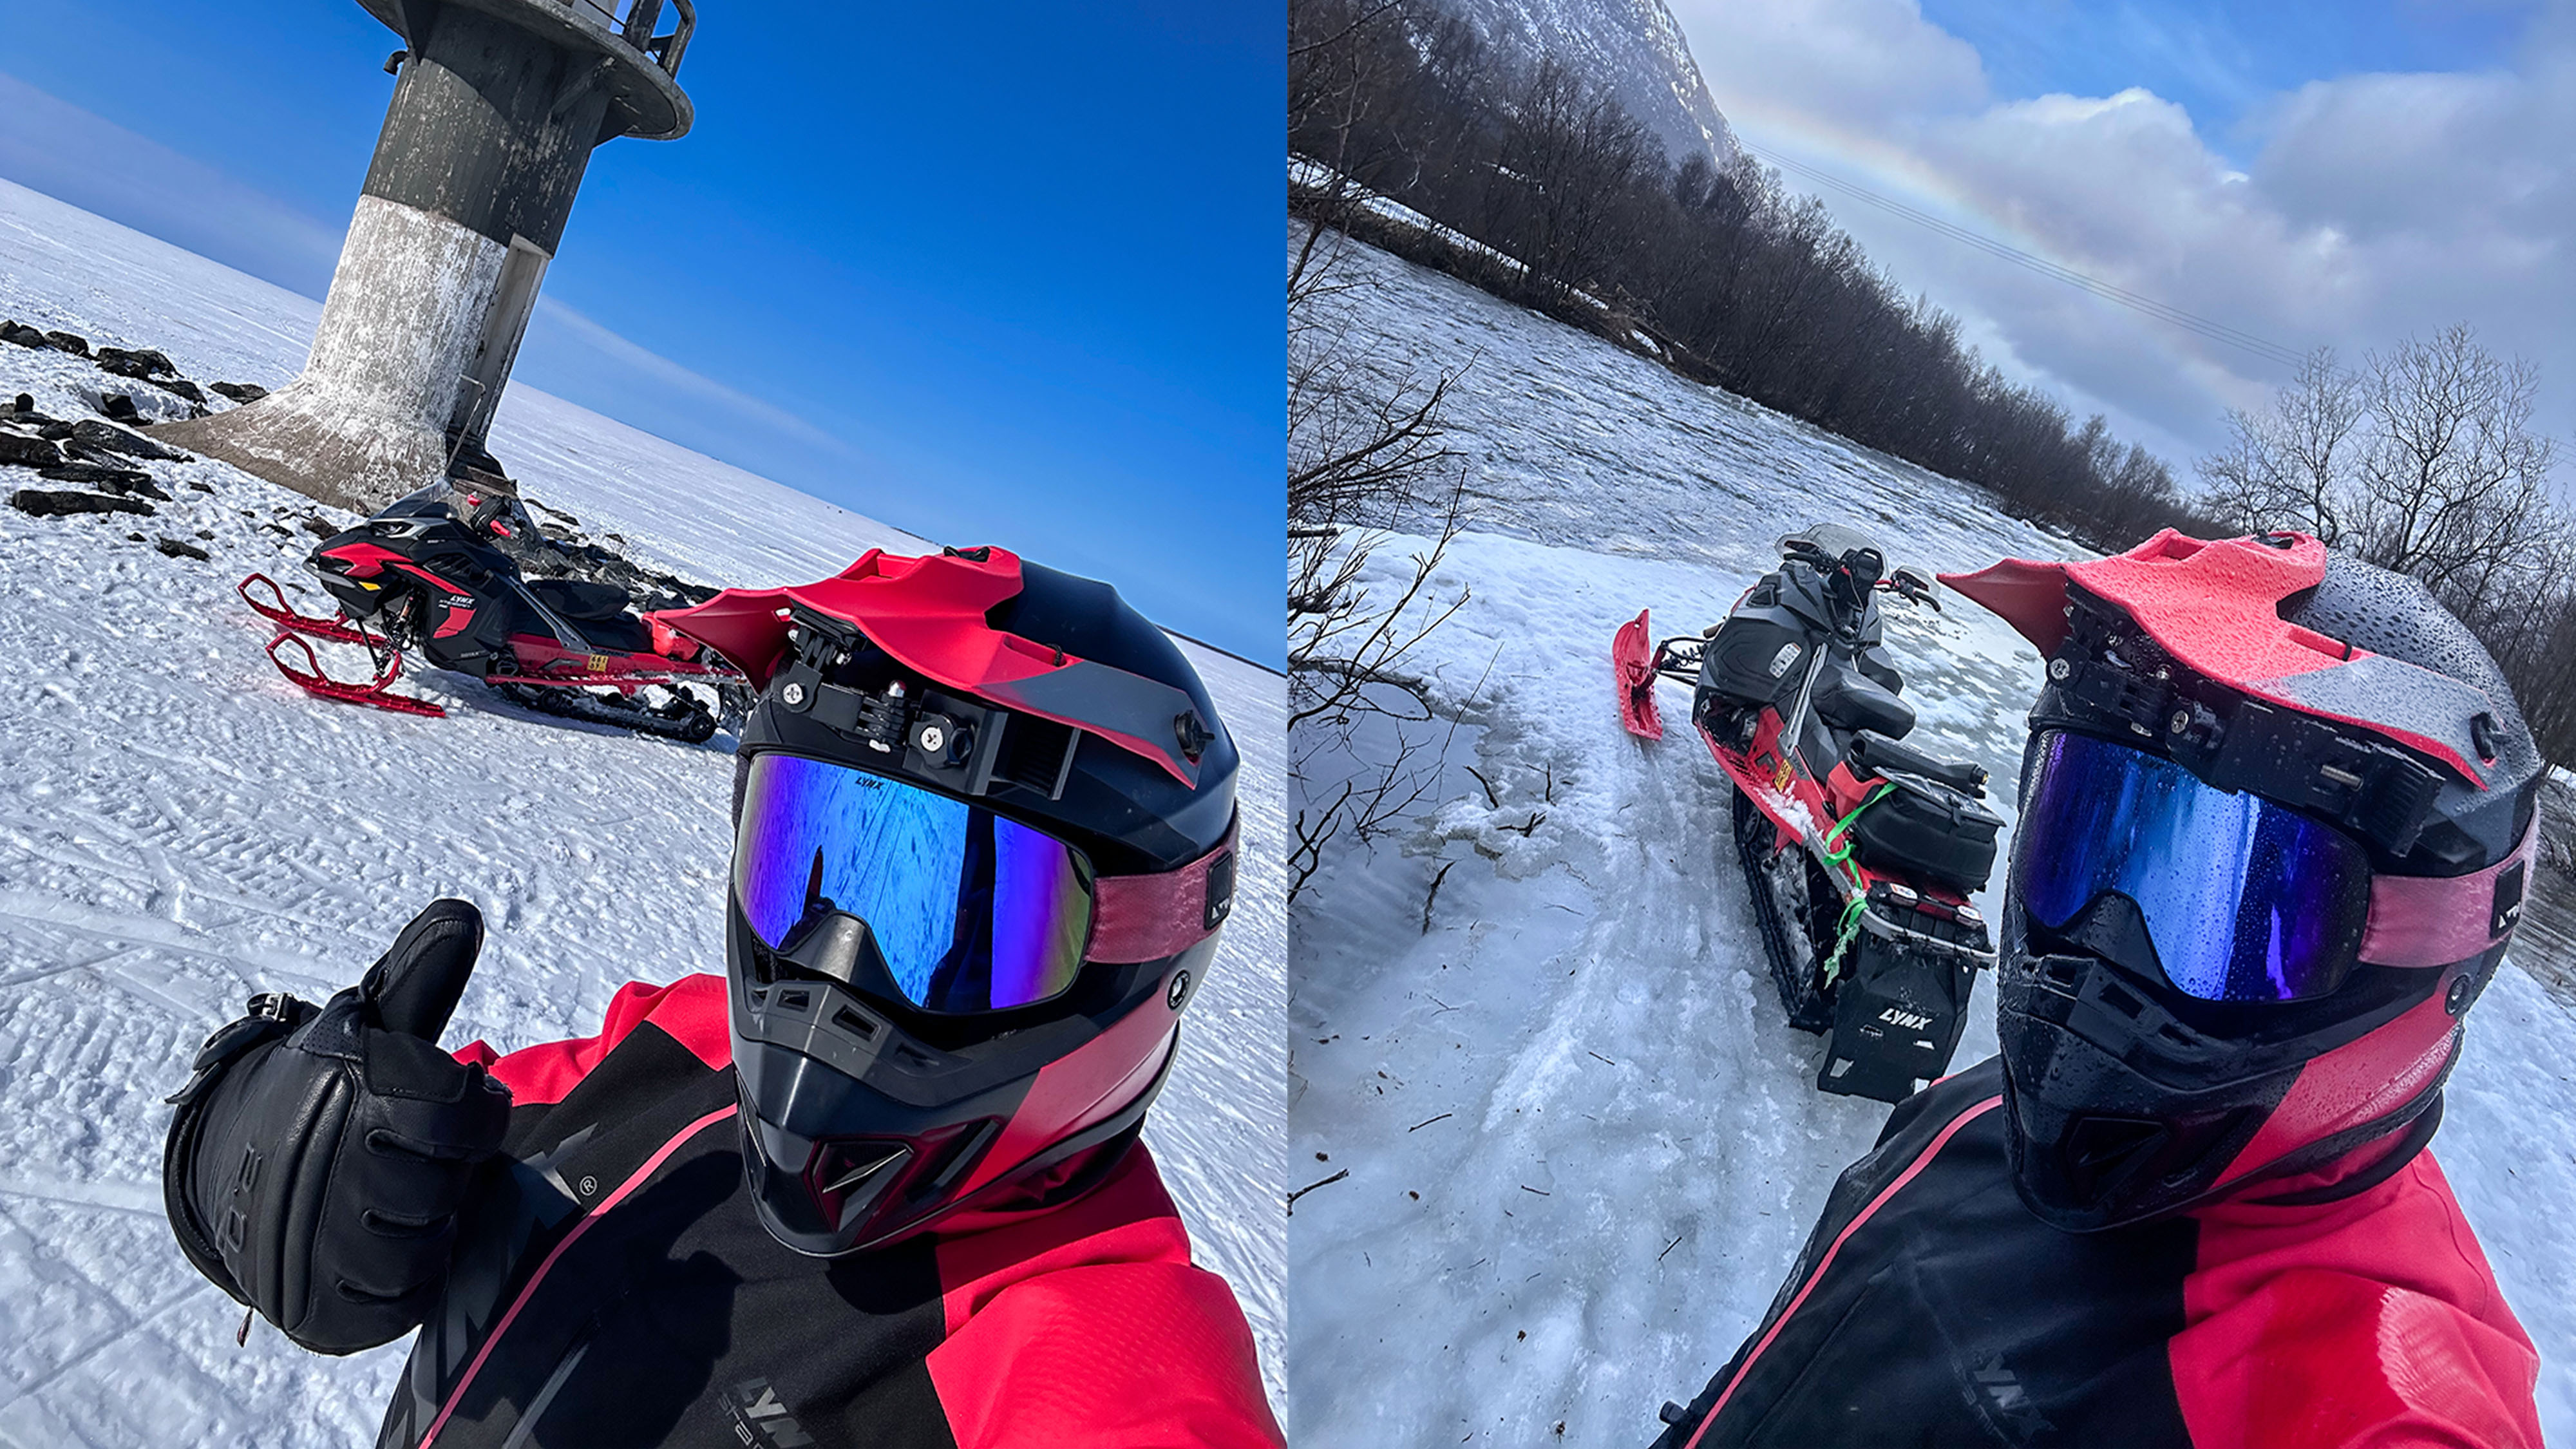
[1879,567,1942,611]
[1778,533,1941,623]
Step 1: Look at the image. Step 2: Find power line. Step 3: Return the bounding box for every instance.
[1739,141,2313,372]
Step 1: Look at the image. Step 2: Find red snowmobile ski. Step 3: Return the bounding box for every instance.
[240,491,748,743]
[1617,526,2002,1103]
[1614,608,1665,740]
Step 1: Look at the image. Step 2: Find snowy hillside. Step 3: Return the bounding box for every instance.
[1448,0,1736,169]
[0,176,1284,1443]
[1285,223,2576,1445]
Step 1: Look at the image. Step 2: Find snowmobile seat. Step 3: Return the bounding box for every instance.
[1850,730,1988,797]
[1812,661,1916,739]
[527,578,632,621]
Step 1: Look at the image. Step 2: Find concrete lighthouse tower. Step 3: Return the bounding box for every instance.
[159,0,696,512]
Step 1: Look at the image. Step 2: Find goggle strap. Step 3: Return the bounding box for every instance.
[1088,819,1239,965]
[2358,815,2539,968]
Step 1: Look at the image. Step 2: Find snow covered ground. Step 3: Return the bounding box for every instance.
[0,176,1284,1443]
[1285,222,2576,1444]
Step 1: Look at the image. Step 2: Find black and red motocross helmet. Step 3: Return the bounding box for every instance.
[655,545,1238,1256]
[1946,531,2539,1231]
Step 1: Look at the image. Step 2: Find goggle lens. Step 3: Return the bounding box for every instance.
[734,753,1093,1012]
[2015,731,2372,1001]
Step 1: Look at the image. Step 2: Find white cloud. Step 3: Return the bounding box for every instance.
[528,296,865,461]
[1666,0,2575,486]
[1669,0,1987,130]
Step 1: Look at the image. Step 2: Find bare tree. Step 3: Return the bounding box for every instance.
[1482,57,1657,301]
[2350,325,2562,622]
[1283,307,1473,904]
[1289,0,1408,302]
[1287,0,1477,905]
[2199,349,2365,545]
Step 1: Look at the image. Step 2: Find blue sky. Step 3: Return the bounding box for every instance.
[0,1,1283,662]
[1915,0,2529,158]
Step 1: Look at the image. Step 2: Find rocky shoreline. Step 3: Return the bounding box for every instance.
[2,321,718,614]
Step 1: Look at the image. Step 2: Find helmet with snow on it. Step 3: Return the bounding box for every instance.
[657,544,1239,1256]
[1942,529,2539,1232]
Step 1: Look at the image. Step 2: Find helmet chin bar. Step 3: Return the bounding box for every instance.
[731,952,1180,1258]
[1997,901,2455,1233]
[737,1045,1175,1258]
[726,866,1209,1257]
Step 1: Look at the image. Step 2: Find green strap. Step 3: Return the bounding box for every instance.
[1821,783,1895,864]
[1819,894,1869,987]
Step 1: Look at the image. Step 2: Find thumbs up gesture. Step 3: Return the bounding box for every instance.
[163,900,513,1354]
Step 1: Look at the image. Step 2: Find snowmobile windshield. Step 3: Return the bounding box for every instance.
[2015,730,2373,1002]
[734,753,1095,1013]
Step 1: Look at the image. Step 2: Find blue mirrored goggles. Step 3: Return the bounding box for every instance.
[2014,730,2374,1002]
[733,752,1095,1013]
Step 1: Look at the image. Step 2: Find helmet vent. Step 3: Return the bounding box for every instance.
[2096,981,2145,1019]
[832,1005,880,1041]
[815,1142,907,1197]
[990,714,1080,800]
[911,1119,1001,1202]
[2062,1115,2169,1200]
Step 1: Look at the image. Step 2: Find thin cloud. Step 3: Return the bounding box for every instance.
[528,296,867,461]
[0,69,344,294]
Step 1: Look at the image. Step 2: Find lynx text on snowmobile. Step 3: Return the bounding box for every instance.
[1614,524,2003,1102]
[237,488,751,743]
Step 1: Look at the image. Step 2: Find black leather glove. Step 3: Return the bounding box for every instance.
[163,899,512,1354]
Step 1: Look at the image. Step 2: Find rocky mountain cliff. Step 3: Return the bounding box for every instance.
[1454,0,1737,169]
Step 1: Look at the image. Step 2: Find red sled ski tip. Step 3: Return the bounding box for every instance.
[238,573,369,645]
[1615,608,1665,739]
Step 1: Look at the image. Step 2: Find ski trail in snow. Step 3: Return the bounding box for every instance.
[1289,225,2576,1445]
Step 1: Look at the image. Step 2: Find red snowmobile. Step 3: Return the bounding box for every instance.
[240,489,749,743]
[1615,525,2002,1103]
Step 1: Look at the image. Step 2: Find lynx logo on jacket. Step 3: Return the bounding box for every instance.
[726,1378,815,1448]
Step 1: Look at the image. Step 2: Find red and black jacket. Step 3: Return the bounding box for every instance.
[1653,1057,2540,1449]
[370,974,1280,1449]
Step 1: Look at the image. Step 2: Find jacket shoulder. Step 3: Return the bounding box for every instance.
[927,1142,1282,1447]
[2174,1150,2543,1449]
[453,973,730,1107]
